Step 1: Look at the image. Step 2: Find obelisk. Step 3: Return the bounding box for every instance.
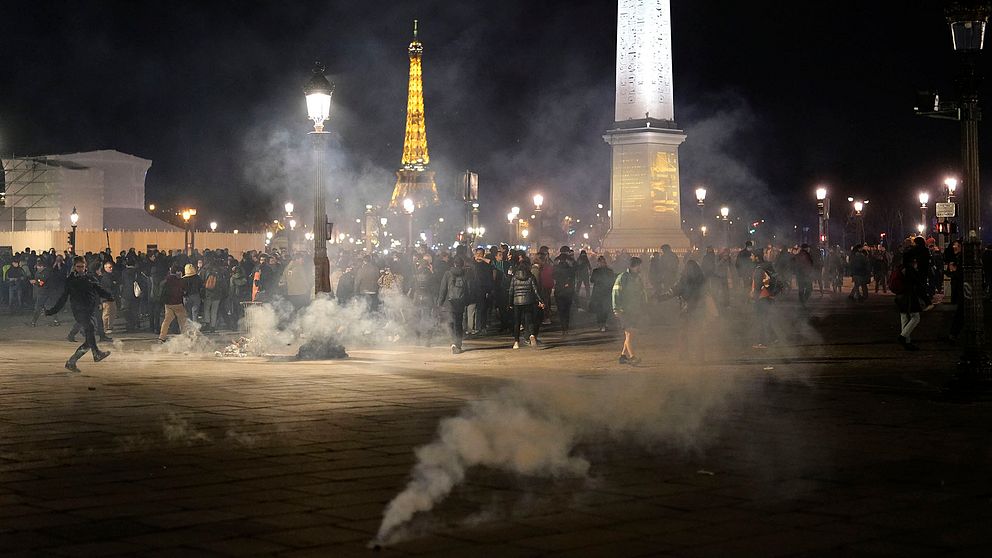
[602,0,688,251]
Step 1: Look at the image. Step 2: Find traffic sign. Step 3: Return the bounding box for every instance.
[936,202,956,218]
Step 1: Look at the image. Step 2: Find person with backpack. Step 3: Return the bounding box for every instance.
[436,256,472,354]
[612,256,648,364]
[659,259,711,361]
[750,251,779,349]
[46,256,114,372]
[507,260,544,349]
[552,246,577,336]
[895,254,930,350]
[201,259,227,331]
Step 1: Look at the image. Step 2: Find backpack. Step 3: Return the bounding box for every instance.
[448,273,467,303]
[764,270,785,296]
[205,272,217,291]
[889,267,905,295]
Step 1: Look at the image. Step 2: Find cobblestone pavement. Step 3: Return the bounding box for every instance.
[1,292,990,557]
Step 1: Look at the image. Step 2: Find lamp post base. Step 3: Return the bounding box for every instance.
[314,254,331,295]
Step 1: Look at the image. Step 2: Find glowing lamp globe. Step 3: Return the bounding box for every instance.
[285,202,294,215]
[854,201,864,213]
[919,192,929,206]
[70,207,79,226]
[304,62,334,131]
[533,194,544,208]
[816,187,827,200]
[507,212,515,223]
[945,177,958,193]
[289,219,297,230]
[403,198,415,214]
[695,187,707,203]
[209,221,218,232]
[720,207,729,218]
[265,231,274,240]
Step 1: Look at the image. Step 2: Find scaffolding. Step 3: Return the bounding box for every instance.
[1,156,83,231]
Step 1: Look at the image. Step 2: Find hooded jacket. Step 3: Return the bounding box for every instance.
[508,267,542,307]
[47,271,115,321]
[436,264,471,308]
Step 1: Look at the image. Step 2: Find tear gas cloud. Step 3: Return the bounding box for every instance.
[373,365,748,545]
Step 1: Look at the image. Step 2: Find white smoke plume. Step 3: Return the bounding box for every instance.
[374,367,742,545]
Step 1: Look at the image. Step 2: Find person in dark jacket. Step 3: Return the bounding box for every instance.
[436,256,472,354]
[589,256,616,331]
[29,259,59,327]
[507,263,544,349]
[552,247,576,335]
[410,255,439,346]
[120,255,144,332]
[848,245,870,302]
[159,264,188,342]
[944,240,964,343]
[896,255,930,350]
[46,256,113,372]
[6,258,27,313]
[659,260,709,361]
[147,251,168,333]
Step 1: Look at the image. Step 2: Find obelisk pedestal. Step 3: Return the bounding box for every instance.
[602,0,689,252]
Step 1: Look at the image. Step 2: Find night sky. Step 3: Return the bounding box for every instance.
[0,0,982,240]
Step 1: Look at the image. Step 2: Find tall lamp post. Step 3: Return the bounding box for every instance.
[181,209,197,256]
[816,187,830,248]
[948,2,991,387]
[695,187,706,248]
[720,206,730,248]
[305,61,334,294]
[533,194,544,250]
[69,207,79,254]
[919,191,930,236]
[853,200,865,245]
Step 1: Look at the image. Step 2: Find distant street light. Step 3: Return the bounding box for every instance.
[285,201,294,216]
[182,208,197,255]
[720,206,730,248]
[209,221,218,232]
[695,187,707,248]
[68,207,79,253]
[816,186,830,247]
[305,61,334,294]
[919,191,930,235]
[533,194,544,249]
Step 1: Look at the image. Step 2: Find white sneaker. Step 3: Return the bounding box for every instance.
[512,342,520,349]
[599,326,607,332]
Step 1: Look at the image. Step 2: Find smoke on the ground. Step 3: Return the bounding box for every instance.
[373,364,747,545]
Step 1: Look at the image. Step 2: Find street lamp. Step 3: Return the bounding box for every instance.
[285,201,294,216]
[945,1,991,388]
[403,198,415,259]
[945,176,959,201]
[69,207,79,253]
[917,223,927,234]
[720,206,730,248]
[852,200,866,245]
[209,221,218,232]
[919,191,930,235]
[181,208,197,255]
[305,60,334,294]
[532,194,544,249]
[695,187,706,248]
[816,187,830,248]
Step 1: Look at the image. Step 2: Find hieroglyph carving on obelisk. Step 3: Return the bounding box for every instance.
[603,0,688,251]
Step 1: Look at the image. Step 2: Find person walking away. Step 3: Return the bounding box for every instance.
[872,245,890,293]
[659,259,710,361]
[6,258,26,314]
[794,244,815,310]
[508,261,544,348]
[658,245,680,295]
[750,251,778,349]
[590,256,616,331]
[437,256,472,354]
[411,255,439,346]
[467,248,494,335]
[29,259,59,327]
[491,247,513,332]
[575,250,592,302]
[120,255,143,332]
[182,263,203,323]
[46,256,113,372]
[552,246,576,335]
[735,241,755,294]
[895,255,929,350]
[612,256,648,364]
[147,251,167,334]
[201,260,227,330]
[848,245,870,302]
[158,264,189,342]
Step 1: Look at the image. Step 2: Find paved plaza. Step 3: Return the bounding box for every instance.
[1,293,990,557]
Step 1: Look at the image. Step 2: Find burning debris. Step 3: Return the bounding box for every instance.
[215,336,263,358]
[296,336,348,360]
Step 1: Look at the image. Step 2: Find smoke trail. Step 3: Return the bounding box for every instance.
[374,368,741,545]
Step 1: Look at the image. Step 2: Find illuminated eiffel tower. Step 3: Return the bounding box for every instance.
[390,20,439,210]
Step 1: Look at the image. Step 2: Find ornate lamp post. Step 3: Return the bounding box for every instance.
[181,209,197,256]
[919,192,930,235]
[695,187,706,248]
[852,200,865,245]
[532,194,544,250]
[948,1,991,388]
[69,207,79,254]
[305,61,334,294]
[816,187,830,248]
[720,206,730,248]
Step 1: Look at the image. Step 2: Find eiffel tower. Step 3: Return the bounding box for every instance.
[390,20,440,210]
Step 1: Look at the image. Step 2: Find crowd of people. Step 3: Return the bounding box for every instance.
[0,232,978,370]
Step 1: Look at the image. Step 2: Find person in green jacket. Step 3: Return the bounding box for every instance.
[612,256,648,364]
